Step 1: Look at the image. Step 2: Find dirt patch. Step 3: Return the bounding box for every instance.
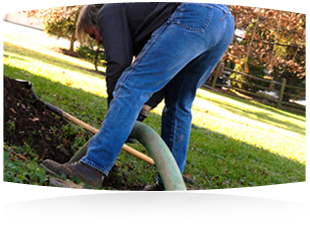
[50,46,79,58]
[4,76,74,163]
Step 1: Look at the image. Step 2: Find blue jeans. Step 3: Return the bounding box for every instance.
[81,3,234,179]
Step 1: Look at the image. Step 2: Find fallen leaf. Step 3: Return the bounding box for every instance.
[9,157,16,161]
[212,175,219,180]
[223,170,228,175]
[260,170,268,175]
[62,138,70,149]
[65,81,73,86]
[29,117,39,122]
[16,154,27,160]
[11,151,27,160]
[10,108,16,114]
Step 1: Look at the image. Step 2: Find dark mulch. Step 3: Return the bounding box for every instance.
[4,76,74,163]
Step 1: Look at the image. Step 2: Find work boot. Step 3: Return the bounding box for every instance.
[41,159,104,188]
[143,181,165,191]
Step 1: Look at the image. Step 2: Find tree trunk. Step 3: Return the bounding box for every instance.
[94,47,100,71]
[69,33,75,52]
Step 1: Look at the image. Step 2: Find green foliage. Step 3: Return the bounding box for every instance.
[230,59,270,93]
[44,18,75,40]
[5,120,16,136]
[230,60,247,89]
[61,123,81,138]
[76,41,106,71]
[3,144,47,185]
[61,124,92,152]
[246,62,270,92]
[43,9,79,51]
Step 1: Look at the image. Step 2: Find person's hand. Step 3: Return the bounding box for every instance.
[137,107,150,122]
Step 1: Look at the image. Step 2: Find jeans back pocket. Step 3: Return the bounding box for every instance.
[172,4,213,33]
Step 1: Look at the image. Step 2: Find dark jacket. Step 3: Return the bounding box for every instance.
[97,3,178,106]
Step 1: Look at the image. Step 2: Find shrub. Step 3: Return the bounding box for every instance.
[230,59,270,93]
[76,41,106,71]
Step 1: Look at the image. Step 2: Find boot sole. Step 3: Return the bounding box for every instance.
[41,162,103,189]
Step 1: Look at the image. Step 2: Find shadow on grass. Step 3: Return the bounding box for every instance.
[185,124,305,189]
[196,89,306,137]
[3,41,106,81]
[199,86,306,122]
[3,53,29,62]
[3,52,306,190]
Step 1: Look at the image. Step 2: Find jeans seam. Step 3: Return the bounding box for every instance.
[168,72,184,154]
[171,4,213,33]
[210,14,227,50]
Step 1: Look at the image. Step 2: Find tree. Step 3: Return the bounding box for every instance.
[26,6,81,51]
[226,6,305,99]
[76,40,106,71]
[25,6,105,71]
[25,4,305,98]
[227,2,306,75]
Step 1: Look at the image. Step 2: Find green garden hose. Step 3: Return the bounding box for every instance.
[69,138,91,163]
[70,121,187,191]
[19,79,188,190]
[129,121,186,191]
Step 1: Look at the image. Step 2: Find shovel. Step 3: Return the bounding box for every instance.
[17,79,155,165]
[18,79,195,185]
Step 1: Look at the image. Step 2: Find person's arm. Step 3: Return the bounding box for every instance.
[97,4,133,106]
[145,87,166,109]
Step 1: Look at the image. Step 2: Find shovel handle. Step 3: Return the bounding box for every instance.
[61,111,155,165]
[26,80,155,165]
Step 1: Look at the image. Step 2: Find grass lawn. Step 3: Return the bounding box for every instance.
[3,24,306,190]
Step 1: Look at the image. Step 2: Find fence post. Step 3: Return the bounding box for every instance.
[277,78,287,108]
[212,61,222,88]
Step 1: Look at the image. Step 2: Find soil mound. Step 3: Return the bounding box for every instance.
[4,76,77,163]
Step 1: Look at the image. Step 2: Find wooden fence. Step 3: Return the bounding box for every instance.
[206,65,305,112]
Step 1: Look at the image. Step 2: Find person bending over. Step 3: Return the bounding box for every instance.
[41,3,234,191]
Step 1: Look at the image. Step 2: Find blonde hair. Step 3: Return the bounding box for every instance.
[76,4,104,44]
